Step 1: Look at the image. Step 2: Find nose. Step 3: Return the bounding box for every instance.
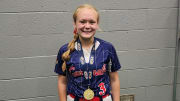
[84,22,91,29]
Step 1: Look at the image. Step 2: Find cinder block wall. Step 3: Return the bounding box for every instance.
[177,42,180,101]
[176,1,180,100]
[0,0,178,101]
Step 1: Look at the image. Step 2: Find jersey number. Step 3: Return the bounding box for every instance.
[98,82,106,95]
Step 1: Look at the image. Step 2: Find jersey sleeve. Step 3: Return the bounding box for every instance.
[109,45,121,72]
[54,46,67,76]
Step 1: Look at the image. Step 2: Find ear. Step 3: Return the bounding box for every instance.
[73,28,77,34]
[73,22,77,34]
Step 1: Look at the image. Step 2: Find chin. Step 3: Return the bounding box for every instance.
[81,36,93,40]
[80,33,95,39]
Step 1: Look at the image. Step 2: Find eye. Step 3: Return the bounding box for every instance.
[89,20,96,24]
[80,20,86,24]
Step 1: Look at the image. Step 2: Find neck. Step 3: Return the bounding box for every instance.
[79,37,94,49]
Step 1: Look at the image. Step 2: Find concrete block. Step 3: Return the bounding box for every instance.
[2,77,57,100]
[18,0,71,12]
[127,29,176,50]
[118,70,128,89]
[100,10,129,31]
[144,49,175,68]
[147,29,176,48]
[86,0,148,10]
[120,89,129,95]
[0,34,72,58]
[127,67,173,87]
[118,51,129,70]
[147,8,177,29]
[178,49,180,84]
[18,12,72,35]
[118,49,175,70]
[127,30,148,50]
[95,31,128,51]
[127,69,149,87]
[147,0,178,8]
[100,9,147,31]
[146,85,172,101]
[0,14,19,36]
[0,36,26,58]
[0,0,22,12]
[146,67,174,86]
[23,56,56,78]
[0,12,72,36]
[0,58,25,80]
[177,68,180,84]
[20,35,48,57]
[43,33,73,56]
[126,9,147,30]
[0,0,85,12]
[177,84,180,101]
[0,81,6,100]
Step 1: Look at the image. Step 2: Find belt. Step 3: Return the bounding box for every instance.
[69,93,109,101]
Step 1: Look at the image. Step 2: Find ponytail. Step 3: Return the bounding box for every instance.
[62,33,78,72]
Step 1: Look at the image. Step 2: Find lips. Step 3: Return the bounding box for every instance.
[83,31,92,35]
[81,29,93,33]
[83,31,91,33]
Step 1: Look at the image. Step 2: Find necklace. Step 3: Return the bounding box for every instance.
[77,38,96,100]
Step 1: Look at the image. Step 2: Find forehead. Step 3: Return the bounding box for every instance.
[76,8,98,21]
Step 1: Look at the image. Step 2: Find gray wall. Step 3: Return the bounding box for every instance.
[177,43,180,101]
[0,0,178,101]
[176,1,180,100]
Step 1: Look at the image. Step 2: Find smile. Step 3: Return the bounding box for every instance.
[83,31,91,33]
[81,29,93,33]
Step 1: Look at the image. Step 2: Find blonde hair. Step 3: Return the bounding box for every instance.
[61,4,99,72]
[73,4,99,23]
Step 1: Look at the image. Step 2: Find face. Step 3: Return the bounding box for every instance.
[74,8,99,40]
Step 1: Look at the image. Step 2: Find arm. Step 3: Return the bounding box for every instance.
[110,71,120,101]
[58,75,67,101]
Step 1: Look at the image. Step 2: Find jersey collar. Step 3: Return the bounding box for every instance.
[75,37,100,51]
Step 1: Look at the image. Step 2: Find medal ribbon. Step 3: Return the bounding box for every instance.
[77,38,96,100]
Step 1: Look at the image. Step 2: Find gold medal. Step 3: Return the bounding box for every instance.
[83,88,94,100]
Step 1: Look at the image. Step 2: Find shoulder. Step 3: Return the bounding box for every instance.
[58,43,68,54]
[95,37,114,49]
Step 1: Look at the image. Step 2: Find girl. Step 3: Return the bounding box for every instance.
[55,4,121,101]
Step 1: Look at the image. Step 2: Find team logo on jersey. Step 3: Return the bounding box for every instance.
[90,56,94,64]
[69,66,75,73]
[84,71,88,79]
[72,70,83,77]
[80,56,85,65]
[93,64,106,76]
